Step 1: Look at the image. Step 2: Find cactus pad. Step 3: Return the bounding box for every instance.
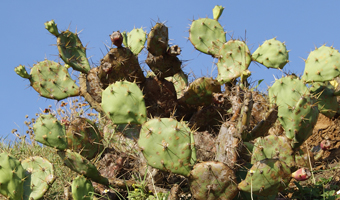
[101,81,147,124]
[310,82,339,118]
[33,114,68,150]
[22,156,56,200]
[58,149,109,185]
[189,161,238,200]
[252,38,289,69]
[189,18,226,56]
[55,28,91,73]
[302,45,340,83]
[216,40,252,84]
[138,118,196,176]
[251,135,295,168]
[71,175,94,200]
[66,117,103,160]
[124,28,147,55]
[179,77,221,106]
[0,152,25,200]
[27,60,80,100]
[147,23,168,56]
[238,159,291,196]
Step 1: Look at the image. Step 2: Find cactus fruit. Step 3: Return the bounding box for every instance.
[189,18,226,56]
[0,152,25,200]
[71,175,94,200]
[291,168,311,181]
[216,40,252,84]
[138,118,196,176]
[122,28,147,55]
[101,80,147,124]
[46,21,91,73]
[110,31,123,47]
[189,161,238,200]
[66,117,103,160]
[302,45,340,83]
[252,38,289,69]
[20,60,80,100]
[147,23,169,56]
[22,156,56,200]
[212,5,224,21]
[238,159,291,196]
[14,65,30,79]
[33,114,68,150]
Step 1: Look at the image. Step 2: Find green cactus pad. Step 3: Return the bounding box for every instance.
[44,20,59,37]
[268,75,308,109]
[124,28,147,55]
[138,118,196,177]
[147,23,168,56]
[302,45,340,83]
[251,135,295,168]
[178,77,221,106]
[56,29,90,73]
[14,65,30,79]
[252,38,289,69]
[66,117,103,160]
[101,81,147,124]
[189,161,238,200]
[189,18,226,56]
[278,94,319,149]
[28,60,80,100]
[0,152,25,200]
[71,175,94,200]
[310,82,339,118]
[212,5,224,21]
[33,114,68,150]
[57,149,109,185]
[238,159,291,196]
[165,70,188,98]
[22,156,56,200]
[216,40,252,84]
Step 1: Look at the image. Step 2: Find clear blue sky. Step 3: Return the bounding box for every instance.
[2,1,340,143]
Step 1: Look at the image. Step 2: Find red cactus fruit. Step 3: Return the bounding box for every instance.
[110,31,123,47]
[320,139,331,150]
[291,168,311,181]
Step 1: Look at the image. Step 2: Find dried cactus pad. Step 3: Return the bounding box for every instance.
[101,81,147,125]
[22,156,56,200]
[138,118,196,176]
[0,152,25,200]
[189,161,238,200]
[147,23,168,56]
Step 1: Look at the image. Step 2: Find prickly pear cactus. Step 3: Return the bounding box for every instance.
[0,152,25,200]
[138,118,196,176]
[71,175,94,200]
[189,161,238,200]
[22,156,56,200]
